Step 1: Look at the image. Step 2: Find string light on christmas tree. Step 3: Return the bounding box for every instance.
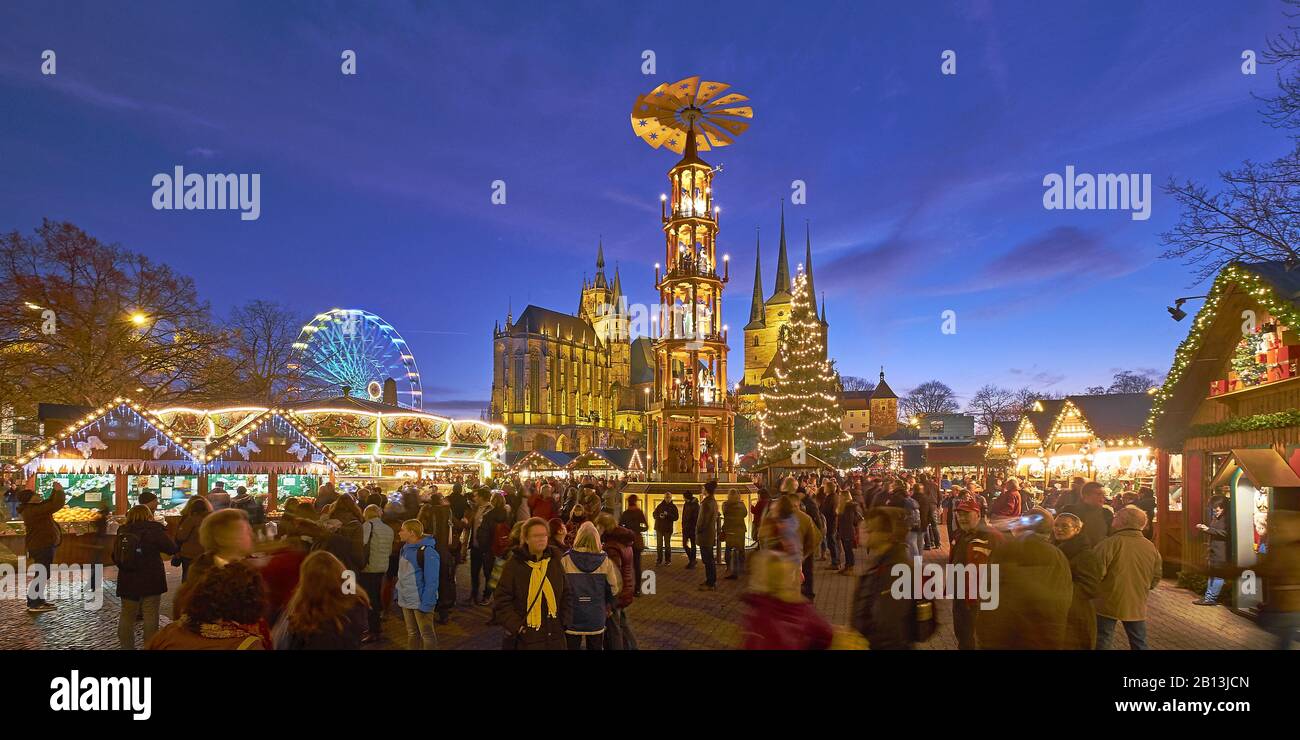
[757,272,851,460]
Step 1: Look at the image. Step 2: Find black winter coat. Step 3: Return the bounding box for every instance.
[492,545,571,650]
[851,543,914,649]
[113,520,178,600]
[1205,510,1229,567]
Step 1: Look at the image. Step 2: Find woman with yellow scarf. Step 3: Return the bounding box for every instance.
[491,516,571,649]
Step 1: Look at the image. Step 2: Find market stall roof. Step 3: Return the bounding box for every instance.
[199,410,339,475]
[568,447,644,472]
[1064,393,1152,439]
[19,398,199,475]
[511,450,576,471]
[924,445,986,467]
[1009,399,1067,450]
[1208,448,1300,489]
[1148,261,1300,446]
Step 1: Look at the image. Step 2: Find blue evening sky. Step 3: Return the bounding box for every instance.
[1,1,1293,415]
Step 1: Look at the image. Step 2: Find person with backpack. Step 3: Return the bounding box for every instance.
[561,521,621,650]
[396,519,440,650]
[114,504,179,649]
[18,481,66,613]
[359,504,394,642]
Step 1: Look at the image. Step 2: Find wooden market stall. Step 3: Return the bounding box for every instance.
[982,421,1019,472]
[8,398,198,563]
[751,452,835,490]
[567,448,645,480]
[1042,393,1155,493]
[197,410,339,512]
[509,450,576,478]
[923,443,987,477]
[1148,261,1300,608]
[1007,399,1066,488]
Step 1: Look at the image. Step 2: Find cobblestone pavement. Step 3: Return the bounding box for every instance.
[0,532,1278,650]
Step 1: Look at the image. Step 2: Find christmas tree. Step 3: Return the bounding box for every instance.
[1231,333,1266,387]
[758,271,851,462]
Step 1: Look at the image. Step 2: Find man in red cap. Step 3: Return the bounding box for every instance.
[950,496,1002,649]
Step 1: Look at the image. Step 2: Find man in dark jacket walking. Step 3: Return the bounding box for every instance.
[19,482,66,612]
[680,491,700,568]
[696,481,719,590]
[652,494,679,565]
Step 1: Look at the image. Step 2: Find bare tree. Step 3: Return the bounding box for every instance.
[840,375,876,392]
[966,384,1016,434]
[900,380,958,419]
[227,300,302,403]
[1082,369,1164,394]
[1161,2,1300,280]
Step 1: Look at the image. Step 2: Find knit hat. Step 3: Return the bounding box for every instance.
[138,491,158,505]
[955,496,981,513]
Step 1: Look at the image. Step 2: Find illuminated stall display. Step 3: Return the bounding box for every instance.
[197,410,337,510]
[18,399,199,515]
[566,448,645,480]
[982,421,1019,470]
[1042,393,1155,492]
[1008,399,1065,485]
[1148,261,1300,608]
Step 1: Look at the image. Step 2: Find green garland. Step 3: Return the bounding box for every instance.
[1186,409,1300,439]
[1145,264,1300,438]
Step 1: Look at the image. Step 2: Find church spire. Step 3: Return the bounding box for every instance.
[804,220,817,319]
[747,228,764,326]
[820,291,827,325]
[593,239,607,289]
[774,200,791,297]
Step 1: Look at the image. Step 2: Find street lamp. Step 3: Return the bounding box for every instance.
[130,312,148,326]
[1166,295,1206,322]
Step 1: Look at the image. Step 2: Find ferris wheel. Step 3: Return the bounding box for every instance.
[286,309,422,408]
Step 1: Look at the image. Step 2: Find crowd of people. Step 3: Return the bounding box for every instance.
[7,466,1298,651]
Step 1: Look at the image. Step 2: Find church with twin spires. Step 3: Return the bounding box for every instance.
[738,205,828,412]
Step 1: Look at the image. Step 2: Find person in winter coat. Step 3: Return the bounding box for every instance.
[793,486,825,599]
[619,494,649,595]
[975,508,1072,650]
[231,486,266,536]
[426,495,458,622]
[1093,506,1162,650]
[1135,486,1158,540]
[1062,482,1113,548]
[989,478,1023,522]
[396,519,440,650]
[723,491,749,580]
[560,521,621,650]
[147,561,268,650]
[850,507,915,649]
[740,548,834,650]
[652,494,679,565]
[835,488,863,574]
[1194,496,1230,605]
[471,490,509,604]
[207,481,232,511]
[114,505,180,648]
[595,512,639,649]
[1256,510,1300,649]
[174,495,212,582]
[18,482,65,612]
[948,496,1001,649]
[696,481,720,589]
[819,486,841,569]
[529,484,557,523]
[492,517,571,649]
[172,509,255,619]
[314,482,339,513]
[359,505,394,642]
[750,489,769,541]
[276,550,370,650]
[1053,512,1103,649]
[681,491,700,568]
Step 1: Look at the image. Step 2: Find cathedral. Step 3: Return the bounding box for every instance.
[489,245,652,453]
[738,205,828,412]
